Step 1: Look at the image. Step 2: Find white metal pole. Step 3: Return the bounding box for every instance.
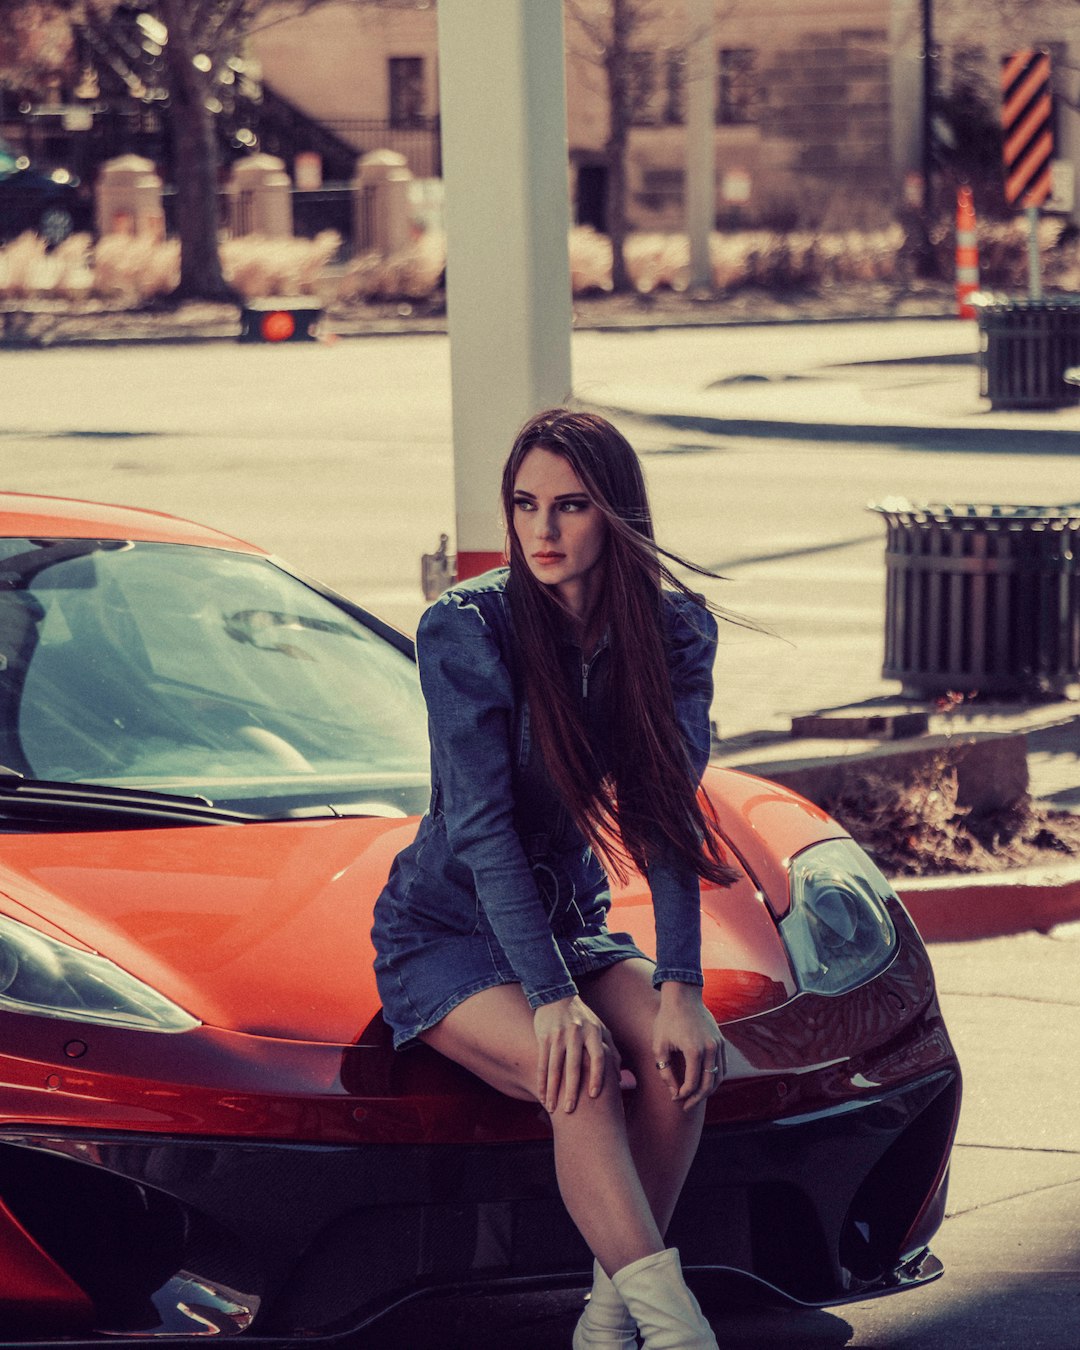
[1026,204,1044,300]
[686,0,716,292]
[437,0,574,581]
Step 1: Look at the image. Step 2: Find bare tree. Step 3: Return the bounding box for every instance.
[0,0,380,299]
[566,0,670,291]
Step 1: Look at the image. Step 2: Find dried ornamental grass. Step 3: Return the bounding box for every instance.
[91,233,179,301]
[335,230,445,302]
[568,226,612,293]
[0,217,1039,310]
[0,233,99,302]
[1,231,344,305]
[222,231,341,299]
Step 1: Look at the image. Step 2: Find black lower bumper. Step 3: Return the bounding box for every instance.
[0,1065,958,1342]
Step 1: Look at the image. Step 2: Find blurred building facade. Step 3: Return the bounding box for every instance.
[3,1,1079,233]
[250,1,1080,231]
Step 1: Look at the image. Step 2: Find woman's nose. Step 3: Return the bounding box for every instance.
[536,510,558,539]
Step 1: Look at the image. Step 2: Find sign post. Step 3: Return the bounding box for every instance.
[1001,48,1054,300]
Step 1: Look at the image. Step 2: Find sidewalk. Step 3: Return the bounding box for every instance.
[592,333,1080,449]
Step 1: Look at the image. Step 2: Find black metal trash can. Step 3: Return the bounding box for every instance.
[974,293,1080,409]
[870,500,1080,699]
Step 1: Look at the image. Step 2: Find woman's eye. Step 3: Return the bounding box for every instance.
[560,500,589,513]
[513,498,535,512]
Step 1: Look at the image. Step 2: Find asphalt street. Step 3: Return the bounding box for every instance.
[0,319,1078,1346]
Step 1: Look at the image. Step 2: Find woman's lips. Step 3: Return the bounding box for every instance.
[532,552,565,564]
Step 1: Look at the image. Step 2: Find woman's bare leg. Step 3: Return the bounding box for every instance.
[578,959,707,1235]
[421,982,664,1275]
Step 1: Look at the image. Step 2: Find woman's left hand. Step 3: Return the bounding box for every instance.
[653,982,725,1112]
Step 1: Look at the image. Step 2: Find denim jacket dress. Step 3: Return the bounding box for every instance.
[371,568,718,1045]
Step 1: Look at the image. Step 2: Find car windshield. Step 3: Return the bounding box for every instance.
[0,539,431,821]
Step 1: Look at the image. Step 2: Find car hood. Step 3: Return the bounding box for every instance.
[0,769,835,1045]
[0,817,415,1044]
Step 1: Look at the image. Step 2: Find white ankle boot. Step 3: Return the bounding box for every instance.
[611,1248,717,1350]
[572,1259,638,1348]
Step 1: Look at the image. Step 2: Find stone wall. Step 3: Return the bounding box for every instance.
[756,26,892,225]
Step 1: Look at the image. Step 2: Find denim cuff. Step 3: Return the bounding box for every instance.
[652,968,705,990]
[526,981,579,1010]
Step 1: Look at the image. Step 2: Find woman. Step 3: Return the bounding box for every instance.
[372,409,740,1350]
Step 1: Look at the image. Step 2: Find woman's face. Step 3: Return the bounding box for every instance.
[512,447,606,614]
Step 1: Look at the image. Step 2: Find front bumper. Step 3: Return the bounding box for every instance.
[0,1062,958,1342]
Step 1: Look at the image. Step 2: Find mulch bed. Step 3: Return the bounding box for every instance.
[824,753,1080,877]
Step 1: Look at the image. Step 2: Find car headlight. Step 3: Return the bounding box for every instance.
[779,840,897,996]
[0,916,199,1032]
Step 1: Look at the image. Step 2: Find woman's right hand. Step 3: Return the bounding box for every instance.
[534,995,619,1115]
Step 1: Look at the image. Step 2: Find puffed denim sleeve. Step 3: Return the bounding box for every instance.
[647,593,719,989]
[416,591,578,1009]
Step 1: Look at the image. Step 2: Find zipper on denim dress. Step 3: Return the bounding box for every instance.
[581,654,594,700]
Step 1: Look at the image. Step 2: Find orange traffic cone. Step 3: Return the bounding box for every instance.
[955,186,980,319]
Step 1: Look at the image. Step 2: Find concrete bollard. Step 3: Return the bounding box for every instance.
[352,150,413,256]
[94,155,165,238]
[225,154,294,239]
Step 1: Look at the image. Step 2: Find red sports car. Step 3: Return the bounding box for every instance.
[0,493,960,1341]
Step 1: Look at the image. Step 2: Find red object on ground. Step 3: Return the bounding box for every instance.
[261,310,297,342]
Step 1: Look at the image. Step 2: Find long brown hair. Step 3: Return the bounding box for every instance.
[500,408,739,888]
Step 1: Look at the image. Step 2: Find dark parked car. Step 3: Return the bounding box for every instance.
[0,493,961,1341]
[0,136,91,245]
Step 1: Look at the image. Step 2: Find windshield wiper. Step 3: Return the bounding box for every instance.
[0,771,258,826]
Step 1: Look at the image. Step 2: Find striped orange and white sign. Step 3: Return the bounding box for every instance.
[1001,48,1054,208]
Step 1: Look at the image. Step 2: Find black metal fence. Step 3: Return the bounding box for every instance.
[321,117,441,180]
[290,186,355,249]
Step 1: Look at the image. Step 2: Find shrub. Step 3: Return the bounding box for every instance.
[0,232,95,300]
[92,232,179,302]
[334,224,910,304]
[335,230,446,302]
[221,231,341,299]
[0,230,343,304]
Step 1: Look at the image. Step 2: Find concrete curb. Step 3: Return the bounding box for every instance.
[893,861,1080,943]
[0,301,971,352]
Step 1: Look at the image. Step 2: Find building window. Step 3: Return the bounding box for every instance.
[388,57,424,127]
[638,166,684,211]
[717,47,758,125]
[664,48,686,125]
[628,49,659,125]
[627,49,687,126]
